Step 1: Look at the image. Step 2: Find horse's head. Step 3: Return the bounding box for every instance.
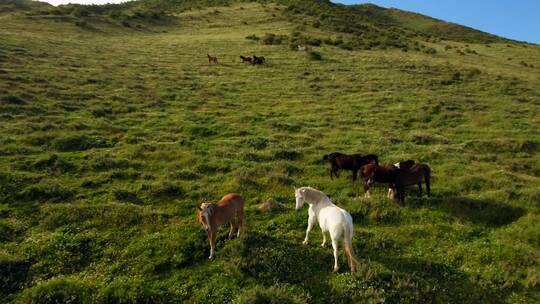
[197,203,213,232]
[361,164,377,185]
[294,187,307,210]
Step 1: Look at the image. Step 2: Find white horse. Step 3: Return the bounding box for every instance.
[295,186,360,272]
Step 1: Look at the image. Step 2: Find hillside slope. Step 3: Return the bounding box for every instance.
[1,1,539,303]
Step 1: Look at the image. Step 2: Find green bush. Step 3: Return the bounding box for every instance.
[234,284,310,304]
[308,51,322,60]
[51,135,112,152]
[0,255,30,297]
[262,33,286,45]
[18,183,76,203]
[17,277,93,304]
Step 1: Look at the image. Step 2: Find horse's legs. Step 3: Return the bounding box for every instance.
[303,215,315,245]
[208,231,216,259]
[352,169,358,182]
[387,187,393,199]
[228,223,235,240]
[425,176,431,197]
[321,229,327,247]
[363,183,371,198]
[397,187,405,205]
[237,212,245,237]
[417,183,423,196]
[331,237,339,272]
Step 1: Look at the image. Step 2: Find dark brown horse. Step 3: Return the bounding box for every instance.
[361,163,431,204]
[393,163,431,203]
[323,152,379,181]
[207,54,218,64]
[394,160,415,170]
[197,193,245,259]
[360,163,397,198]
[252,55,265,65]
[240,55,252,63]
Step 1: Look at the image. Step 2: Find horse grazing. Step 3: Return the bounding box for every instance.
[197,193,245,259]
[252,55,265,65]
[361,163,431,204]
[360,163,398,198]
[295,186,360,272]
[392,163,431,203]
[323,152,379,181]
[240,55,252,63]
[207,54,218,64]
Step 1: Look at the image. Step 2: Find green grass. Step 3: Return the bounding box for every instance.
[1,1,539,303]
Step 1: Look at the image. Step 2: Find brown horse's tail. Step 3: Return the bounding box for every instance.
[424,165,431,196]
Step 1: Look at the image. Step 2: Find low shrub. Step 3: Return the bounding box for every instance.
[17,277,93,304]
[0,255,30,297]
[308,51,322,60]
[18,183,76,203]
[234,284,310,304]
[51,135,112,152]
[112,189,143,204]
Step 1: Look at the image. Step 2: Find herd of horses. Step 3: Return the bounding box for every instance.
[323,152,431,203]
[197,152,432,272]
[207,53,266,65]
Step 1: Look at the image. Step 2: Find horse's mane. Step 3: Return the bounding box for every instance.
[200,202,215,216]
[300,186,329,202]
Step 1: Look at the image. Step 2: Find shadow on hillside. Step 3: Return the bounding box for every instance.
[220,231,337,301]
[363,255,507,303]
[409,195,526,227]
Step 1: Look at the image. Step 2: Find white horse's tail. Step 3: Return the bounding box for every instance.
[342,218,360,272]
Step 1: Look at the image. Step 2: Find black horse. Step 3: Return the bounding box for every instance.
[252,55,265,65]
[323,152,379,181]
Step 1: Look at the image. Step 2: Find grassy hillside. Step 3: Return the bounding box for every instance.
[1,1,539,303]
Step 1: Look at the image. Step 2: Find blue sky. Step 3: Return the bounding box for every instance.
[333,0,540,44]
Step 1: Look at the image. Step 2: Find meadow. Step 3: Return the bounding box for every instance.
[1,1,539,303]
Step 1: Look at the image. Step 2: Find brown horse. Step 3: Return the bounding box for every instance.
[323,152,379,181]
[360,163,397,198]
[207,54,218,64]
[240,55,252,63]
[361,163,431,204]
[394,160,415,170]
[393,163,431,203]
[197,193,245,259]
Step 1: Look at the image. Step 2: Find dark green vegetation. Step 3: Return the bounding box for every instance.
[1,0,539,303]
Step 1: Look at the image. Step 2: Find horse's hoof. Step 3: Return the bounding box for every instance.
[333,267,339,273]
[302,240,308,245]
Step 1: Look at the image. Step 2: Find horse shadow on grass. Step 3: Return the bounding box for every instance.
[220,231,352,302]
[358,254,508,303]
[407,195,526,227]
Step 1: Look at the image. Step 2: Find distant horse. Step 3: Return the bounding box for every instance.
[197,193,245,259]
[240,55,252,63]
[393,163,431,203]
[360,163,398,198]
[323,152,379,181]
[394,160,415,170]
[387,160,416,198]
[295,186,360,272]
[361,163,431,204]
[252,55,265,65]
[207,54,218,64]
